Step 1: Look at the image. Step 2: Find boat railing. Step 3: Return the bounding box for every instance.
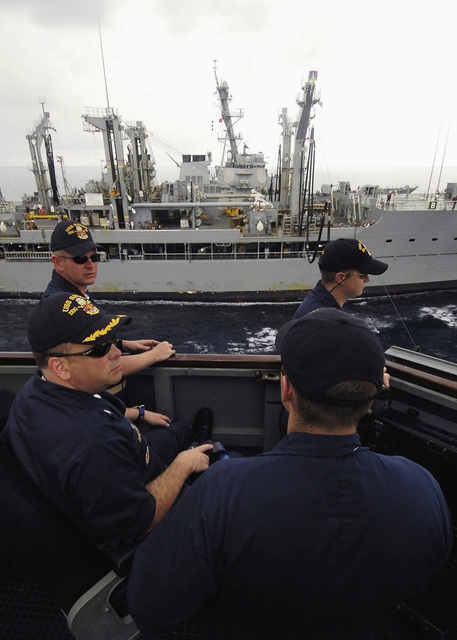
[128,248,305,261]
[3,251,52,261]
[1,246,305,262]
[0,350,455,396]
[376,196,456,212]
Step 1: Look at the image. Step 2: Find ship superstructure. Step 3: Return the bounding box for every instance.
[213,63,269,194]
[1,70,456,300]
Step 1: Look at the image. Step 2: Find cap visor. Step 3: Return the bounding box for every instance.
[367,258,388,275]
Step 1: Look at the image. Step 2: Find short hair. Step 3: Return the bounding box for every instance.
[295,379,377,431]
[33,342,72,370]
[319,268,339,284]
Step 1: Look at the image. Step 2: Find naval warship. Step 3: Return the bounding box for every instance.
[0,69,456,301]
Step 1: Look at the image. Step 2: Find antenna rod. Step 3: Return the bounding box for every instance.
[98,18,110,110]
[426,126,440,200]
[436,122,450,195]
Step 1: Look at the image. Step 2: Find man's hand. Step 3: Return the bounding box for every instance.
[119,341,176,377]
[144,410,171,428]
[122,339,160,353]
[149,341,176,362]
[146,444,214,528]
[174,444,214,475]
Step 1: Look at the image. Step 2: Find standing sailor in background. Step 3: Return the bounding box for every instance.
[293,238,388,319]
[44,219,174,377]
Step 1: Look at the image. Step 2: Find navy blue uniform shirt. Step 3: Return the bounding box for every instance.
[43,270,102,307]
[293,279,347,319]
[4,371,158,547]
[128,432,452,640]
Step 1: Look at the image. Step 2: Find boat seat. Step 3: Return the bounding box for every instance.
[0,433,141,640]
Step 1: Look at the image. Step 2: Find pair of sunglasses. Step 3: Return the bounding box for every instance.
[59,253,101,265]
[48,337,116,359]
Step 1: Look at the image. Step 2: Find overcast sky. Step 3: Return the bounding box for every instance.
[1,0,456,182]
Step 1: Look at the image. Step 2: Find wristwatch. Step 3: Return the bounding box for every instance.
[134,405,145,425]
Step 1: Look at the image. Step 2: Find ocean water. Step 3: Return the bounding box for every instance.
[1,291,456,363]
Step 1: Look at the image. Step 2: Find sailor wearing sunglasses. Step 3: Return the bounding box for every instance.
[44,219,174,378]
[293,238,388,320]
[3,293,212,549]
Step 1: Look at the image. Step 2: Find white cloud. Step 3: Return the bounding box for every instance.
[1,0,457,180]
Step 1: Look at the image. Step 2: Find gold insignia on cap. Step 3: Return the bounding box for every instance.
[82,316,127,343]
[62,294,100,317]
[65,223,89,241]
[357,240,372,256]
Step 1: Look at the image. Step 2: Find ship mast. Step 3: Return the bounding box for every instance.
[83,108,130,229]
[26,99,60,213]
[214,61,243,166]
[278,107,293,205]
[125,121,156,202]
[288,72,320,216]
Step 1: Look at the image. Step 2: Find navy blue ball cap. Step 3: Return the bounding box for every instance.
[275,308,385,406]
[28,293,131,352]
[50,220,103,256]
[319,238,388,275]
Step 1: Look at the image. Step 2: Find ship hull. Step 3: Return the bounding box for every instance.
[1,207,456,300]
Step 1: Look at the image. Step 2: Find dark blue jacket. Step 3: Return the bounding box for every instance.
[4,371,158,547]
[293,280,347,319]
[43,270,101,307]
[128,432,452,639]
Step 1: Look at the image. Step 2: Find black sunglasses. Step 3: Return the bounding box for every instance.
[48,337,116,359]
[59,253,101,265]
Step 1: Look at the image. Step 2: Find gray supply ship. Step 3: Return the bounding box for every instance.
[1,70,456,301]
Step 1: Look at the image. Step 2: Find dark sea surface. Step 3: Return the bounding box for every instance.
[1,290,456,363]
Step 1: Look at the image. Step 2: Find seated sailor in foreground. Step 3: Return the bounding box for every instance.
[45,218,175,377]
[3,293,212,549]
[127,308,451,640]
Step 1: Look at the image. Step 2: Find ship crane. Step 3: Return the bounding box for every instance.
[125,121,157,202]
[56,156,72,203]
[213,61,243,167]
[287,72,321,216]
[83,107,130,229]
[26,98,60,213]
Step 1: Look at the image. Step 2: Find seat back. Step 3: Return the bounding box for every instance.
[0,433,110,614]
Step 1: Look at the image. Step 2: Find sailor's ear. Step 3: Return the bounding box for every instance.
[51,254,64,273]
[280,372,295,404]
[47,356,71,381]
